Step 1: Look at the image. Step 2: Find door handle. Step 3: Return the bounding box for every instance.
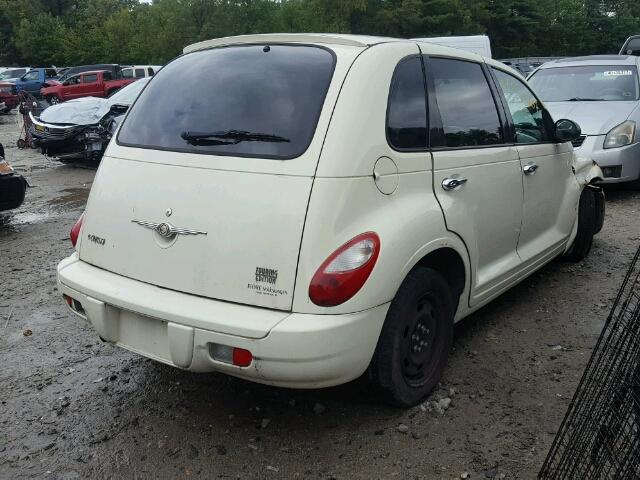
[441,177,468,191]
[523,163,539,176]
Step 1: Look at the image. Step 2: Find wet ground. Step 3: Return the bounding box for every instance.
[1,109,639,480]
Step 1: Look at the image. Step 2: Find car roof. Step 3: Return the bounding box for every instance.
[79,70,109,75]
[184,33,403,52]
[183,33,523,77]
[538,54,639,68]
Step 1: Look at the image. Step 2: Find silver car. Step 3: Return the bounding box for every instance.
[528,55,640,184]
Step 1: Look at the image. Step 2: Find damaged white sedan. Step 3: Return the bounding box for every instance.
[57,34,605,406]
[30,78,149,163]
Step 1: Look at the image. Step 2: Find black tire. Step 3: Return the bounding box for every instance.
[47,95,60,105]
[368,267,454,407]
[564,187,596,262]
[16,139,26,149]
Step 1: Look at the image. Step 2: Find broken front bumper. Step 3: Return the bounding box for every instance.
[57,254,388,388]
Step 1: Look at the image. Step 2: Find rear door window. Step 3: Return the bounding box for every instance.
[387,57,428,150]
[118,45,336,159]
[429,58,503,148]
[83,74,98,83]
[134,68,145,78]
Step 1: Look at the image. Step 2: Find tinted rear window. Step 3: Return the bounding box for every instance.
[118,45,336,159]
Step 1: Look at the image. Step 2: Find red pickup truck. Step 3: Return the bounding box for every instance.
[0,82,18,113]
[40,70,135,105]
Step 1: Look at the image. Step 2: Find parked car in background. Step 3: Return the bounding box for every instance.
[54,64,123,85]
[620,35,640,56]
[58,34,604,407]
[121,65,161,78]
[0,82,18,113]
[41,70,136,105]
[0,143,27,212]
[500,57,564,76]
[0,68,30,81]
[412,35,492,58]
[529,55,640,185]
[9,68,58,95]
[31,78,149,163]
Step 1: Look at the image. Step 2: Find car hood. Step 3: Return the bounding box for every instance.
[40,97,112,126]
[545,101,638,135]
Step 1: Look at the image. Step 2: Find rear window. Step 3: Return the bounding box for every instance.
[118,45,336,159]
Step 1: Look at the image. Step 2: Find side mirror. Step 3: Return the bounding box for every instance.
[554,119,581,143]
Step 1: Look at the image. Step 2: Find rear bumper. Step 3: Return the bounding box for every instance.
[57,255,388,388]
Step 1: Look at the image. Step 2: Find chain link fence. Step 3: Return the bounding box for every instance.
[540,246,640,478]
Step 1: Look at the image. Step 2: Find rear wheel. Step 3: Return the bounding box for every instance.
[47,95,60,105]
[564,187,596,262]
[368,267,454,407]
[16,139,26,149]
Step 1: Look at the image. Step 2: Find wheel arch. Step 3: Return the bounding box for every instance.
[401,238,471,320]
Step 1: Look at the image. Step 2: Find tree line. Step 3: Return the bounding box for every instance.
[0,0,639,67]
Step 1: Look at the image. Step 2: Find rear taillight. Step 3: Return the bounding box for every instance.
[309,232,380,307]
[70,212,85,248]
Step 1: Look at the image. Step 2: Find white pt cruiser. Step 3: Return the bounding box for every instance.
[57,34,605,406]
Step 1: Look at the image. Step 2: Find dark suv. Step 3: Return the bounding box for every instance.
[620,35,640,56]
[55,64,125,84]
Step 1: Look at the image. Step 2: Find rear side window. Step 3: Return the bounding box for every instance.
[430,58,503,148]
[118,45,336,159]
[387,57,427,150]
[103,71,113,81]
[83,74,98,83]
[135,68,145,78]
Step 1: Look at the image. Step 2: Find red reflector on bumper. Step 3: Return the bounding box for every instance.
[232,348,253,367]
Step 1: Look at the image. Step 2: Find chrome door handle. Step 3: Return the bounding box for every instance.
[441,177,468,191]
[523,163,539,175]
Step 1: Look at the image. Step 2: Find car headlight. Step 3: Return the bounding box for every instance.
[604,120,636,149]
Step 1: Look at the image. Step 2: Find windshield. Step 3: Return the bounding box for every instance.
[0,69,26,80]
[109,78,149,105]
[117,44,335,159]
[529,65,640,102]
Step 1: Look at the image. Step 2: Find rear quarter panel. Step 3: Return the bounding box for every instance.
[293,42,470,315]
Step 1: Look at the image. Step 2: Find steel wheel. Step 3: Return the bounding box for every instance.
[400,295,440,387]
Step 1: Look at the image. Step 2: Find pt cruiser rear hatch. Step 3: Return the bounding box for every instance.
[77,41,362,315]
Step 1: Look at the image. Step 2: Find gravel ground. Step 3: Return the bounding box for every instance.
[1,110,639,480]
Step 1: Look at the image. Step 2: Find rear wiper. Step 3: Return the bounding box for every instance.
[181,130,290,146]
[567,97,604,101]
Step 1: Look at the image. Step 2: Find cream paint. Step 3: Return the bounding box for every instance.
[58,34,599,388]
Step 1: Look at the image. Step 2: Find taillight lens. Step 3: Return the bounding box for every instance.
[309,232,380,307]
[70,212,85,248]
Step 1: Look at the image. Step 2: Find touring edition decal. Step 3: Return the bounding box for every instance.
[248,266,288,297]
